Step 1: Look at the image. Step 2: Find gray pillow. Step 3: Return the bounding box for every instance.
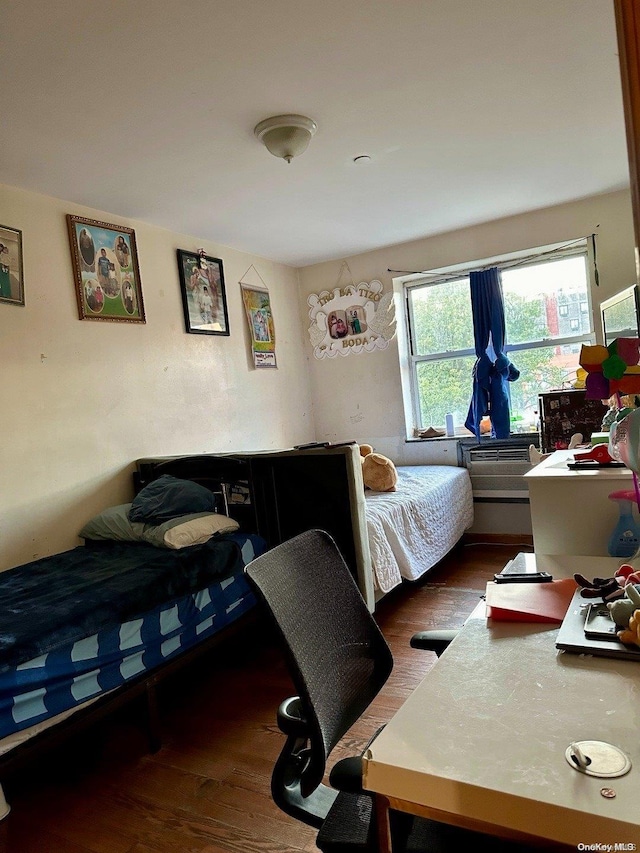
[129,475,217,523]
[79,503,146,542]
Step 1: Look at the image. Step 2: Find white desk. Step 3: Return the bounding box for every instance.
[363,555,640,849]
[525,450,633,556]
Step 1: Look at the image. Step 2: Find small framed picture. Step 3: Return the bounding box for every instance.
[66,215,145,323]
[176,249,229,336]
[0,224,24,306]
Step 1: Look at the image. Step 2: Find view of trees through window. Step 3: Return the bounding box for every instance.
[406,252,592,434]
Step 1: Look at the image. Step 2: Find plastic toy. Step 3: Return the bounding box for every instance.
[573,444,615,465]
[579,338,640,400]
[608,489,640,557]
[574,563,640,601]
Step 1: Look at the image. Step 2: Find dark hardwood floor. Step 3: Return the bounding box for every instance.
[3,542,529,853]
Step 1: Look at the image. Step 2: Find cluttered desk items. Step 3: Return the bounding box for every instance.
[493,552,552,583]
[556,588,640,661]
[485,576,577,623]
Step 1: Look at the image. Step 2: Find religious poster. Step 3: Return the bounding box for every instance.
[240,272,276,368]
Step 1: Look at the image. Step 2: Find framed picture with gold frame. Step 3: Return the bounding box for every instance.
[0,224,24,306]
[66,215,145,323]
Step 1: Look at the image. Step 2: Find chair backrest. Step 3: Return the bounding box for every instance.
[245,529,393,796]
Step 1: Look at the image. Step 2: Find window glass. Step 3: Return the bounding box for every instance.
[410,277,473,355]
[404,249,592,435]
[502,256,589,344]
[415,355,477,429]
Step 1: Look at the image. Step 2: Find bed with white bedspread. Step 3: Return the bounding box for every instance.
[365,465,474,594]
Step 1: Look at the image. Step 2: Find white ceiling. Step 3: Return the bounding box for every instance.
[1,0,630,267]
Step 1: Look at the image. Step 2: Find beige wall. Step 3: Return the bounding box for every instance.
[298,190,637,463]
[2,185,637,568]
[0,184,314,571]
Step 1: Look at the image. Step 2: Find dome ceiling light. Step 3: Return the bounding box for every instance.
[254,114,317,164]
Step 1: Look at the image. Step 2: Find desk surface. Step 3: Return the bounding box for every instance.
[524,448,632,481]
[363,554,640,846]
[525,452,634,556]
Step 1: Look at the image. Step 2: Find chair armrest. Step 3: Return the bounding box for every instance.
[276,696,309,736]
[328,756,364,793]
[328,723,386,793]
[409,629,459,656]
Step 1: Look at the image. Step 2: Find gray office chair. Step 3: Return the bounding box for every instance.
[245,529,541,852]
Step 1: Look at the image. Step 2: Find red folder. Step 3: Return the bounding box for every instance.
[485,578,578,623]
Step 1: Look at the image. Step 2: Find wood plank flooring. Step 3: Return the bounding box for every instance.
[3,542,529,853]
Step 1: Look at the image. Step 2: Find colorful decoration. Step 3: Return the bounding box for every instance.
[579,338,640,399]
[307,277,396,360]
[240,265,276,368]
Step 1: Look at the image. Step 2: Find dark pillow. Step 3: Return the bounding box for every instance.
[79,503,146,542]
[129,475,217,523]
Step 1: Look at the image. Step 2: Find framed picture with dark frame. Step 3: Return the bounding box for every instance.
[176,249,229,336]
[66,214,145,323]
[0,224,24,306]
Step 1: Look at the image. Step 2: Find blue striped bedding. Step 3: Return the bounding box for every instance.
[0,533,264,739]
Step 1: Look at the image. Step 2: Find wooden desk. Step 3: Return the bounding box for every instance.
[525,450,633,556]
[363,555,640,849]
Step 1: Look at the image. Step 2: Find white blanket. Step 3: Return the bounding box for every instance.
[365,465,474,594]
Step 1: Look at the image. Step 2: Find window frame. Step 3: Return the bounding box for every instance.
[402,243,595,434]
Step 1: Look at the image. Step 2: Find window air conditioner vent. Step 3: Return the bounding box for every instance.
[463,444,533,503]
[467,447,531,464]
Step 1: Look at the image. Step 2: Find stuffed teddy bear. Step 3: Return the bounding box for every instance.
[359,444,398,492]
[609,581,640,628]
[617,606,640,647]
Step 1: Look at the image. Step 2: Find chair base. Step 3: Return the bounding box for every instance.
[316,789,550,852]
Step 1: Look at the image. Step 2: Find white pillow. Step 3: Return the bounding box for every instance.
[142,512,239,549]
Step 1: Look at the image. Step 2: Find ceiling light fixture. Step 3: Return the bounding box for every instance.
[254,114,317,163]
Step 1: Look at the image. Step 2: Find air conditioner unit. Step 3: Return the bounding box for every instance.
[463,445,533,502]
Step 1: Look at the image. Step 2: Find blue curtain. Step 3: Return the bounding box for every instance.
[464,267,520,439]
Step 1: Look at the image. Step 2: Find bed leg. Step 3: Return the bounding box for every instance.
[145,680,162,753]
[0,784,10,853]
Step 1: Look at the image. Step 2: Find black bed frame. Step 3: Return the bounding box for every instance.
[134,445,362,583]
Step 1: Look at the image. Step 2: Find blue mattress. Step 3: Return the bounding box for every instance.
[0,533,264,739]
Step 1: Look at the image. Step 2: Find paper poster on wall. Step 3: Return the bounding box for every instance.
[240,266,276,368]
[307,275,396,360]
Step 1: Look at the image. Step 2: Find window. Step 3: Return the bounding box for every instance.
[403,246,593,435]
